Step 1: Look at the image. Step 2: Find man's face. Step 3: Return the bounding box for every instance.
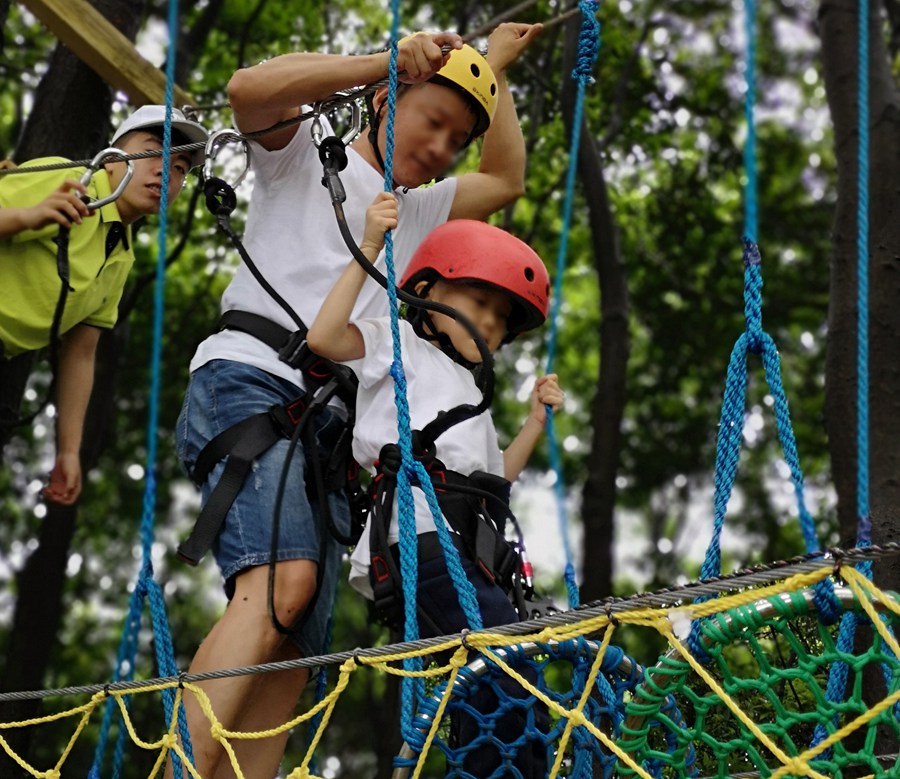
[105,131,192,224]
[379,83,477,187]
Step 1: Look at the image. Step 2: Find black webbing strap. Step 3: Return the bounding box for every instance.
[219,309,302,354]
[218,309,358,405]
[368,443,523,628]
[177,411,287,566]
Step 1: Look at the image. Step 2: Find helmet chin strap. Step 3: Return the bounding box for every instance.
[406,281,480,371]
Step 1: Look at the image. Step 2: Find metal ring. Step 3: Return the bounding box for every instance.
[310,93,363,149]
[203,128,250,189]
[80,148,134,211]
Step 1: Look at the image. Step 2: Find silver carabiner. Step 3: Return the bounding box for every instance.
[310,93,363,149]
[80,148,133,211]
[203,128,250,189]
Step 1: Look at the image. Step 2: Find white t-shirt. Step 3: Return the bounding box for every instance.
[343,318,505,597]
[190,112,458,388]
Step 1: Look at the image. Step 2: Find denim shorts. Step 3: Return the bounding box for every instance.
[176,359,350,657]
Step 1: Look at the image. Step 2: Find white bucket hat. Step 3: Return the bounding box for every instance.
[112,105,209,169]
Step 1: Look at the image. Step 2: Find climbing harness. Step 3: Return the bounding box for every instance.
[367,439,526,633]
[178,126,367,641]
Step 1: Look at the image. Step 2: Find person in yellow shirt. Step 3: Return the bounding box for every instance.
[0,105,208,504]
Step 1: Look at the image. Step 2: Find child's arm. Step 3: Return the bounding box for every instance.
[502,373,564,482]
[42,323,101,505]
[307,192,398,362]
[0,179,91,240]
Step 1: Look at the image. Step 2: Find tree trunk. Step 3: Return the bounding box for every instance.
[560,13,630,602]
[820,0,900,588]
[820,0,900,772]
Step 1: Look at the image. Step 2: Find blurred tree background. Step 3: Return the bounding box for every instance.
[0,0,897,775]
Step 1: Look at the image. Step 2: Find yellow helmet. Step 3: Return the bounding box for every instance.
[399,36,498,140]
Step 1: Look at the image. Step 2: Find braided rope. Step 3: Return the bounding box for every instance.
[88,2,193,775]
[379,3,484,742]
[687,0,841,661]
[544,0,601,611]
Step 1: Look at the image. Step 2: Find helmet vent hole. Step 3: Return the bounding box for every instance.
[470,63,480,78]
[524,267,535,282]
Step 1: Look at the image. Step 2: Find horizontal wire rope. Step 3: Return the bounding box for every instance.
[1,541,899,705]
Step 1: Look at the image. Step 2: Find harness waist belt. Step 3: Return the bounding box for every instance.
[389,531,467,564]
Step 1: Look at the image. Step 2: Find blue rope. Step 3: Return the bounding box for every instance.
[854,0,871,555]
[88,1,193,774]
[742,0,758,243]
[813,0,892,749]
[544,0,600,610]
[381,5,483,742]
[687,0,838,660]
[688,243,837,654]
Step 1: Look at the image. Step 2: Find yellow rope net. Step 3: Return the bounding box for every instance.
[2,561,898,778]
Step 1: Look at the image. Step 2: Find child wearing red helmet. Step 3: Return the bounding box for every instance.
[308,192,562,777]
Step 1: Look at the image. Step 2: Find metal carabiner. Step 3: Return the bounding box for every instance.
[203,128,250,189]
[310,93,363,149]
[80,148,134,211]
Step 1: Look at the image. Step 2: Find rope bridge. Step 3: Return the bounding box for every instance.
[3,0,891,774]
[2,546,899,778]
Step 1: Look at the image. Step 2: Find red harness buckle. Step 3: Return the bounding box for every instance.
[284,397,308,425]
[372,554,391,584]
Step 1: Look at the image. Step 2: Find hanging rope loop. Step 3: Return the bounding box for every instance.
[572,0,601,84]
[741,238,764,354]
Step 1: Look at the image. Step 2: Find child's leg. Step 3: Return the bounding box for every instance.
[416,554,549,778]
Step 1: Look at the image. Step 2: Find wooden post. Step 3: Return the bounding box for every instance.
[21,0,193,108]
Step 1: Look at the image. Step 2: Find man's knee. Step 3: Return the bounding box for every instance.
[267,559,319,627]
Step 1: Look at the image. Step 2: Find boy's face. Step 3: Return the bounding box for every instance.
[105,131,193,224]
[375,83,477,187]
[421,280,513,363]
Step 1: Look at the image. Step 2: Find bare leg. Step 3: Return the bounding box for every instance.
[212,641,309,779]
[167,560,317,779]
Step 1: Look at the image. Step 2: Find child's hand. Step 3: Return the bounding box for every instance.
[26,179,92,230]
[397,32,463,84]
[360,192,398,256]
[528,373,564,425]
[43,452,82,506]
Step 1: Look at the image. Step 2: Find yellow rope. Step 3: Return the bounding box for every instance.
[2,564,897,779]
[549,623,616,777]
[410,646,469,779]
[477,644,655,778]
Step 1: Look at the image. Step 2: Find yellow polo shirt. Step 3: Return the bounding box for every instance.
[0,158,134,357]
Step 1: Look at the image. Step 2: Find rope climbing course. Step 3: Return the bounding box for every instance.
[1,0,896,777]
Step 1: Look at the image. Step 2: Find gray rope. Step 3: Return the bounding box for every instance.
[1,542,898,704]
[0,90,369,176]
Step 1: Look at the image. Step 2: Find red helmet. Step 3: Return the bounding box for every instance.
[401,220,550,339]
